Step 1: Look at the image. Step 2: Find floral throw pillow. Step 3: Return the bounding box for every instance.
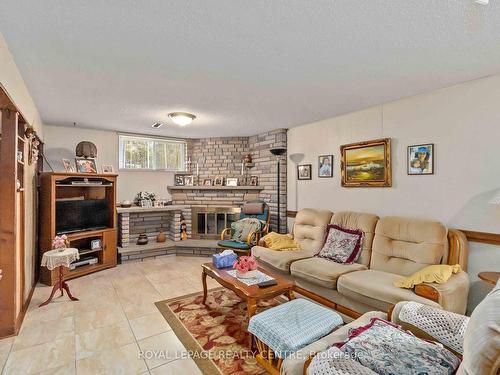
[316,224,364,264]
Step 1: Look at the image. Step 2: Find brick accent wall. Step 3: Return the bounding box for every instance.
[186,128,287,232]
[187,137,249,184]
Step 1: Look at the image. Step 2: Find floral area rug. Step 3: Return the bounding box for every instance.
[155,288,281,375]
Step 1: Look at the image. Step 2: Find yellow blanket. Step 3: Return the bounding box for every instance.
[261,232,299,251]
[394,264,462,289]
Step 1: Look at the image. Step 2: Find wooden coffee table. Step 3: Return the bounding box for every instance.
[201,262,295,345]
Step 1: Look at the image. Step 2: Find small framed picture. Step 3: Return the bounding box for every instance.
[408,143,434,175]
[226,177,238,187]
[297,164,312,180]
[184,175,194,186]
[90,239,102,250]
[214,176,224,186]
[75,158,97,173]
[174,174,185,186]
[203,178,212,186]
[101,164,114,173]
[140,199,153,207]
[62,159,75,172]
[318,155,333,178]
[250,176,259,186]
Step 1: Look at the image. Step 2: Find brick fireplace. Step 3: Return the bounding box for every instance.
[168,185,263,239]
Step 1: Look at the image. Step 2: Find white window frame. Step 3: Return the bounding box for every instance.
[118,133,187,172]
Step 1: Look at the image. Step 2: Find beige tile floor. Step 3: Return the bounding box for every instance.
[0,255,222,375]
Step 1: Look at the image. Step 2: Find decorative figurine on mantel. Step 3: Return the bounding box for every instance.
[180,219,188,241]
[243,154,255,185]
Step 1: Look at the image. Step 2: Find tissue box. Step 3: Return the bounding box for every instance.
[212,251,238,269]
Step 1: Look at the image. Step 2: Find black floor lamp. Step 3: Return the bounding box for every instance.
[270,147,286,233]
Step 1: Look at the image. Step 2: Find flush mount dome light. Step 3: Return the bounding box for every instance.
[168,112,196,126]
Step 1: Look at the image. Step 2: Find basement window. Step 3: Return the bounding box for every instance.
[118,134,186,171]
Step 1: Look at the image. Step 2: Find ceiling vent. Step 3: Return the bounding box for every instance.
[152,122,163,129]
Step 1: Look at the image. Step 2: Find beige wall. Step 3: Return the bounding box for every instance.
[0,32,44,310]
[42,125,175,202]
[287,74,500,312]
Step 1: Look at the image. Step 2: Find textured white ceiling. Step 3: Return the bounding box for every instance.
[1,0,500,137]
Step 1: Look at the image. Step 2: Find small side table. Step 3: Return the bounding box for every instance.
[478,271,500,286]
[39,248,80,307]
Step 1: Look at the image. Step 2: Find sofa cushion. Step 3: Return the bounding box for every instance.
[291,257,367,289]
[293,208,333,253]
[316,224,364,264]
[218,240,251,251]
[330,211,379,266]
[371,216,447,276]
[337,269,441,311]
[252,245,314,272]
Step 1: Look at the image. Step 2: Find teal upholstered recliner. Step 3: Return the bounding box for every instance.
[218,200,270,253]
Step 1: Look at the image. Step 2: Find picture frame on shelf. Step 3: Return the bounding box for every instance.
[62,158,75,172]
[140,199,153,208]
[184,175,194,186]
[318,155,333,178]
[74,158,97,174]
[407,143,434,175]
[297,164,312,180]
[101,164,114,173]
[203,178,213,186]
[340,138,391,187]
[226,177,238,187]
[214,176,224,186]
[174,174,185,186]
[250,175,259,186]
[90,239,102,250]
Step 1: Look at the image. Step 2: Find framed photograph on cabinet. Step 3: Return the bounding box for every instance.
[407,143,434,175]
[250,176,259,186]
[297,164,312,180]
[203,178,213,186]
[91,239,102,250]
[318,155,333,178]
[75,158,97,174]
[62,159,74,172]
[101,164,114,173]
[340,138,391,187]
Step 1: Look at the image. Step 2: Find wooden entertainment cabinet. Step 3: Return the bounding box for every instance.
[39,172,118,286]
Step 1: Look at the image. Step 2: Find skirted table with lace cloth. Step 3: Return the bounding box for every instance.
[39,248,80,307]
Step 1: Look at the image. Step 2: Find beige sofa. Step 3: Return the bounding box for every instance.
[252,208,469,315]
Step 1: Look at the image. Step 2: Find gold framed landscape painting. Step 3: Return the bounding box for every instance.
[340,138,392,187]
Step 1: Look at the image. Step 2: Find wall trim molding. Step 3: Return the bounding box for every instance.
[286,210,500,246]
[458,229,500,246]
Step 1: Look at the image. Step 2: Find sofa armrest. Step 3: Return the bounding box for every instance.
[391,301,469,356]
[414,271,469,314]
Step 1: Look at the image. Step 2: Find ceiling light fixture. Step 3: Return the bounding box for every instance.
[474,0,489,4]
[168,112,196,126]
[152,122,163,128]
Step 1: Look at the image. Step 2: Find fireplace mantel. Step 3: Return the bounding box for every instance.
[167,186,263,191]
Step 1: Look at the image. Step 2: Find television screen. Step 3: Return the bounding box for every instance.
[56,199,110,234]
